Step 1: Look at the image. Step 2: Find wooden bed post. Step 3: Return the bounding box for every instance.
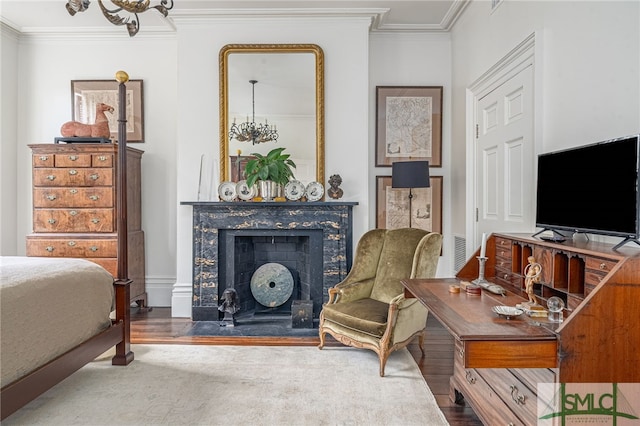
[113,70,134,366]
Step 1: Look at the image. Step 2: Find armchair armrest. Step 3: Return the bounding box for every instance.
[328,278,376,304]
[388,294,429,345]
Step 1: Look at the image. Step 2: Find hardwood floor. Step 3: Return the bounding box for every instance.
[131,308,482,426]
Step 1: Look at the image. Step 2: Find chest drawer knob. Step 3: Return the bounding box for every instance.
[503,273,508,279]
[91,218,100,224]
[599,263,607,270]
[69,189,78,194]
[39,155,49,161]
[46,175,56,181]
[510,385,526,405]
[68,241,76,247]
[98,155,107,162]
[69,210,78,216]
[46,194,57,201]
[89,195,100,201]
[48,218,56,224]
[90,174,100,180]
[69,155,78,161]
[69,169,78,175]
[90,246,98,252]
[46,246,54,252]
[465,370,476,384]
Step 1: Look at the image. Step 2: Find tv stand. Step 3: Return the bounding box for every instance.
[532,228,567,242]
[612,236,640,250]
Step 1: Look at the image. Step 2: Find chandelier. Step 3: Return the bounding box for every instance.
[65,0,174,37]
[229,80,279,145]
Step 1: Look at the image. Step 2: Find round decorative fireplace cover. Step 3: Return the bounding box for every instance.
[250,263,294,308]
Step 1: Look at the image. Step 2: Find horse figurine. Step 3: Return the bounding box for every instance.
[60,102,114,138]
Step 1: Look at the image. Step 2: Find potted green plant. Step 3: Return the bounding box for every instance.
[244,147,296,200]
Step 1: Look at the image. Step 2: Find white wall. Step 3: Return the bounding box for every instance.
[171,17,372,315]
[0,24,19,255]
[369,32,453,273]
[9,33,178,306]
[449,1,640,243]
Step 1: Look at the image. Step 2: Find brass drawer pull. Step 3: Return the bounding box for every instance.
[98,155,107,162]
[510,385,526,405]
[39,155,49,161]
[69,169,78,175]
[90,174,99,180]
[69,210,78,216]
[89,195,100,201]
[70,189,78,194]
[48,218,56,224]
[46,175,56,181]
[69,155,78,161]
[503,273,508,279]
[46,194,57,201]
[90,246,98,252]
[91,218,100,224]
[599,263,607,270]
[68,241,76,247]
[46,246,54,252]
[465,371,476,384]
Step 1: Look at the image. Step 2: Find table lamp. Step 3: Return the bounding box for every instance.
[392,160,430,228]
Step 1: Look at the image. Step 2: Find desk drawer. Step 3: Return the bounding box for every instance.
[478,369,537,426]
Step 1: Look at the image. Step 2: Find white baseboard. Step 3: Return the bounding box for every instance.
[171,281,193,318]
[144,276,175,307]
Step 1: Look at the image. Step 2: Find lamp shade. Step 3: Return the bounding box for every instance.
[392,161,430,189]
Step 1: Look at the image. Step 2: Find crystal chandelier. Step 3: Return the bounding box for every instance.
[65,0,174,37]
[229,80,279,145]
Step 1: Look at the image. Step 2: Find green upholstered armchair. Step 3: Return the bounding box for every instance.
[318,228,442,376]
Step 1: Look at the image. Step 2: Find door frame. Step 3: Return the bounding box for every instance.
[465,32,542,257]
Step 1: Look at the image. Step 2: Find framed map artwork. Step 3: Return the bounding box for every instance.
[376,175,442,236]
[375,86,442,167]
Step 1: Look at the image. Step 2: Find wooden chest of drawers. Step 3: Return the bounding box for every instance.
[27,143,146,306]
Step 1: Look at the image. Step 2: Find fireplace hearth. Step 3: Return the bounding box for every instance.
[181,201,357,331]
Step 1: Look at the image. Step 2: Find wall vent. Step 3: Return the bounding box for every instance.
[454,234,467,273]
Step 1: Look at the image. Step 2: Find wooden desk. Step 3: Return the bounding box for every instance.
[402,278,557,369]
[401,233,640,425]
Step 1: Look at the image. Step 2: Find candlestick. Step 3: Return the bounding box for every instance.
[472,256,491,287]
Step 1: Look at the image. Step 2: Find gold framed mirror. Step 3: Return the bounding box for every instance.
[219,44,324,186]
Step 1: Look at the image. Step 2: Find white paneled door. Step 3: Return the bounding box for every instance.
[475,64,534,240]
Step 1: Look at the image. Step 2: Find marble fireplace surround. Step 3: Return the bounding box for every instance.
[181,201,357,321]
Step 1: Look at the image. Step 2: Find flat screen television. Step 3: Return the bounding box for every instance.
[534,134,640,249]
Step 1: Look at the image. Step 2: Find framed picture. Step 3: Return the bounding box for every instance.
[376,175,443,235]
[71,79,144,143]
[375,86,443,167]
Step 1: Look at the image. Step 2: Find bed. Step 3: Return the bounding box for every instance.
[0,256,132,420]
[0,74,134,421]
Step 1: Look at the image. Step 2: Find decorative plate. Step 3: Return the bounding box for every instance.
[305,181,324,202]
[284,180,305,201]
[492,305,523,320]
[218,181,237,202]
[236,180,257,201]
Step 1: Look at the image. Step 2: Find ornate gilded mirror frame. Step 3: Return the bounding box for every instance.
[219,43,325,185]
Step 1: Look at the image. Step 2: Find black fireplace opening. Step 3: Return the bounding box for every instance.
[218,229,324,324]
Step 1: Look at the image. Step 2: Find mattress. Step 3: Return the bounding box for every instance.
[0,256,114,387]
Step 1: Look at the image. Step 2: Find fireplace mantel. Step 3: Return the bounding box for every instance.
[181,201,358,321]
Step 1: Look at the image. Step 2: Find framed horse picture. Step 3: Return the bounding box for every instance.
[71,80,144,143]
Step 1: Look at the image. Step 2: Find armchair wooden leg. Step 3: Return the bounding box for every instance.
[318,330,325,349]
[379,350,390,377]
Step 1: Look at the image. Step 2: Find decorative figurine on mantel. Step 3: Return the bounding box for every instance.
[523,256,542,307]
[327,174,344,200]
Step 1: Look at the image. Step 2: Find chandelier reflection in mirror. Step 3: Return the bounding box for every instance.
[65,0,174,37]
[229,80,279,145]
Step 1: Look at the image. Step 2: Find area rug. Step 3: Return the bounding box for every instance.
[4,344,449,426]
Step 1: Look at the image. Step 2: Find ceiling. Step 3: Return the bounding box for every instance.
[0,1,469,35]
